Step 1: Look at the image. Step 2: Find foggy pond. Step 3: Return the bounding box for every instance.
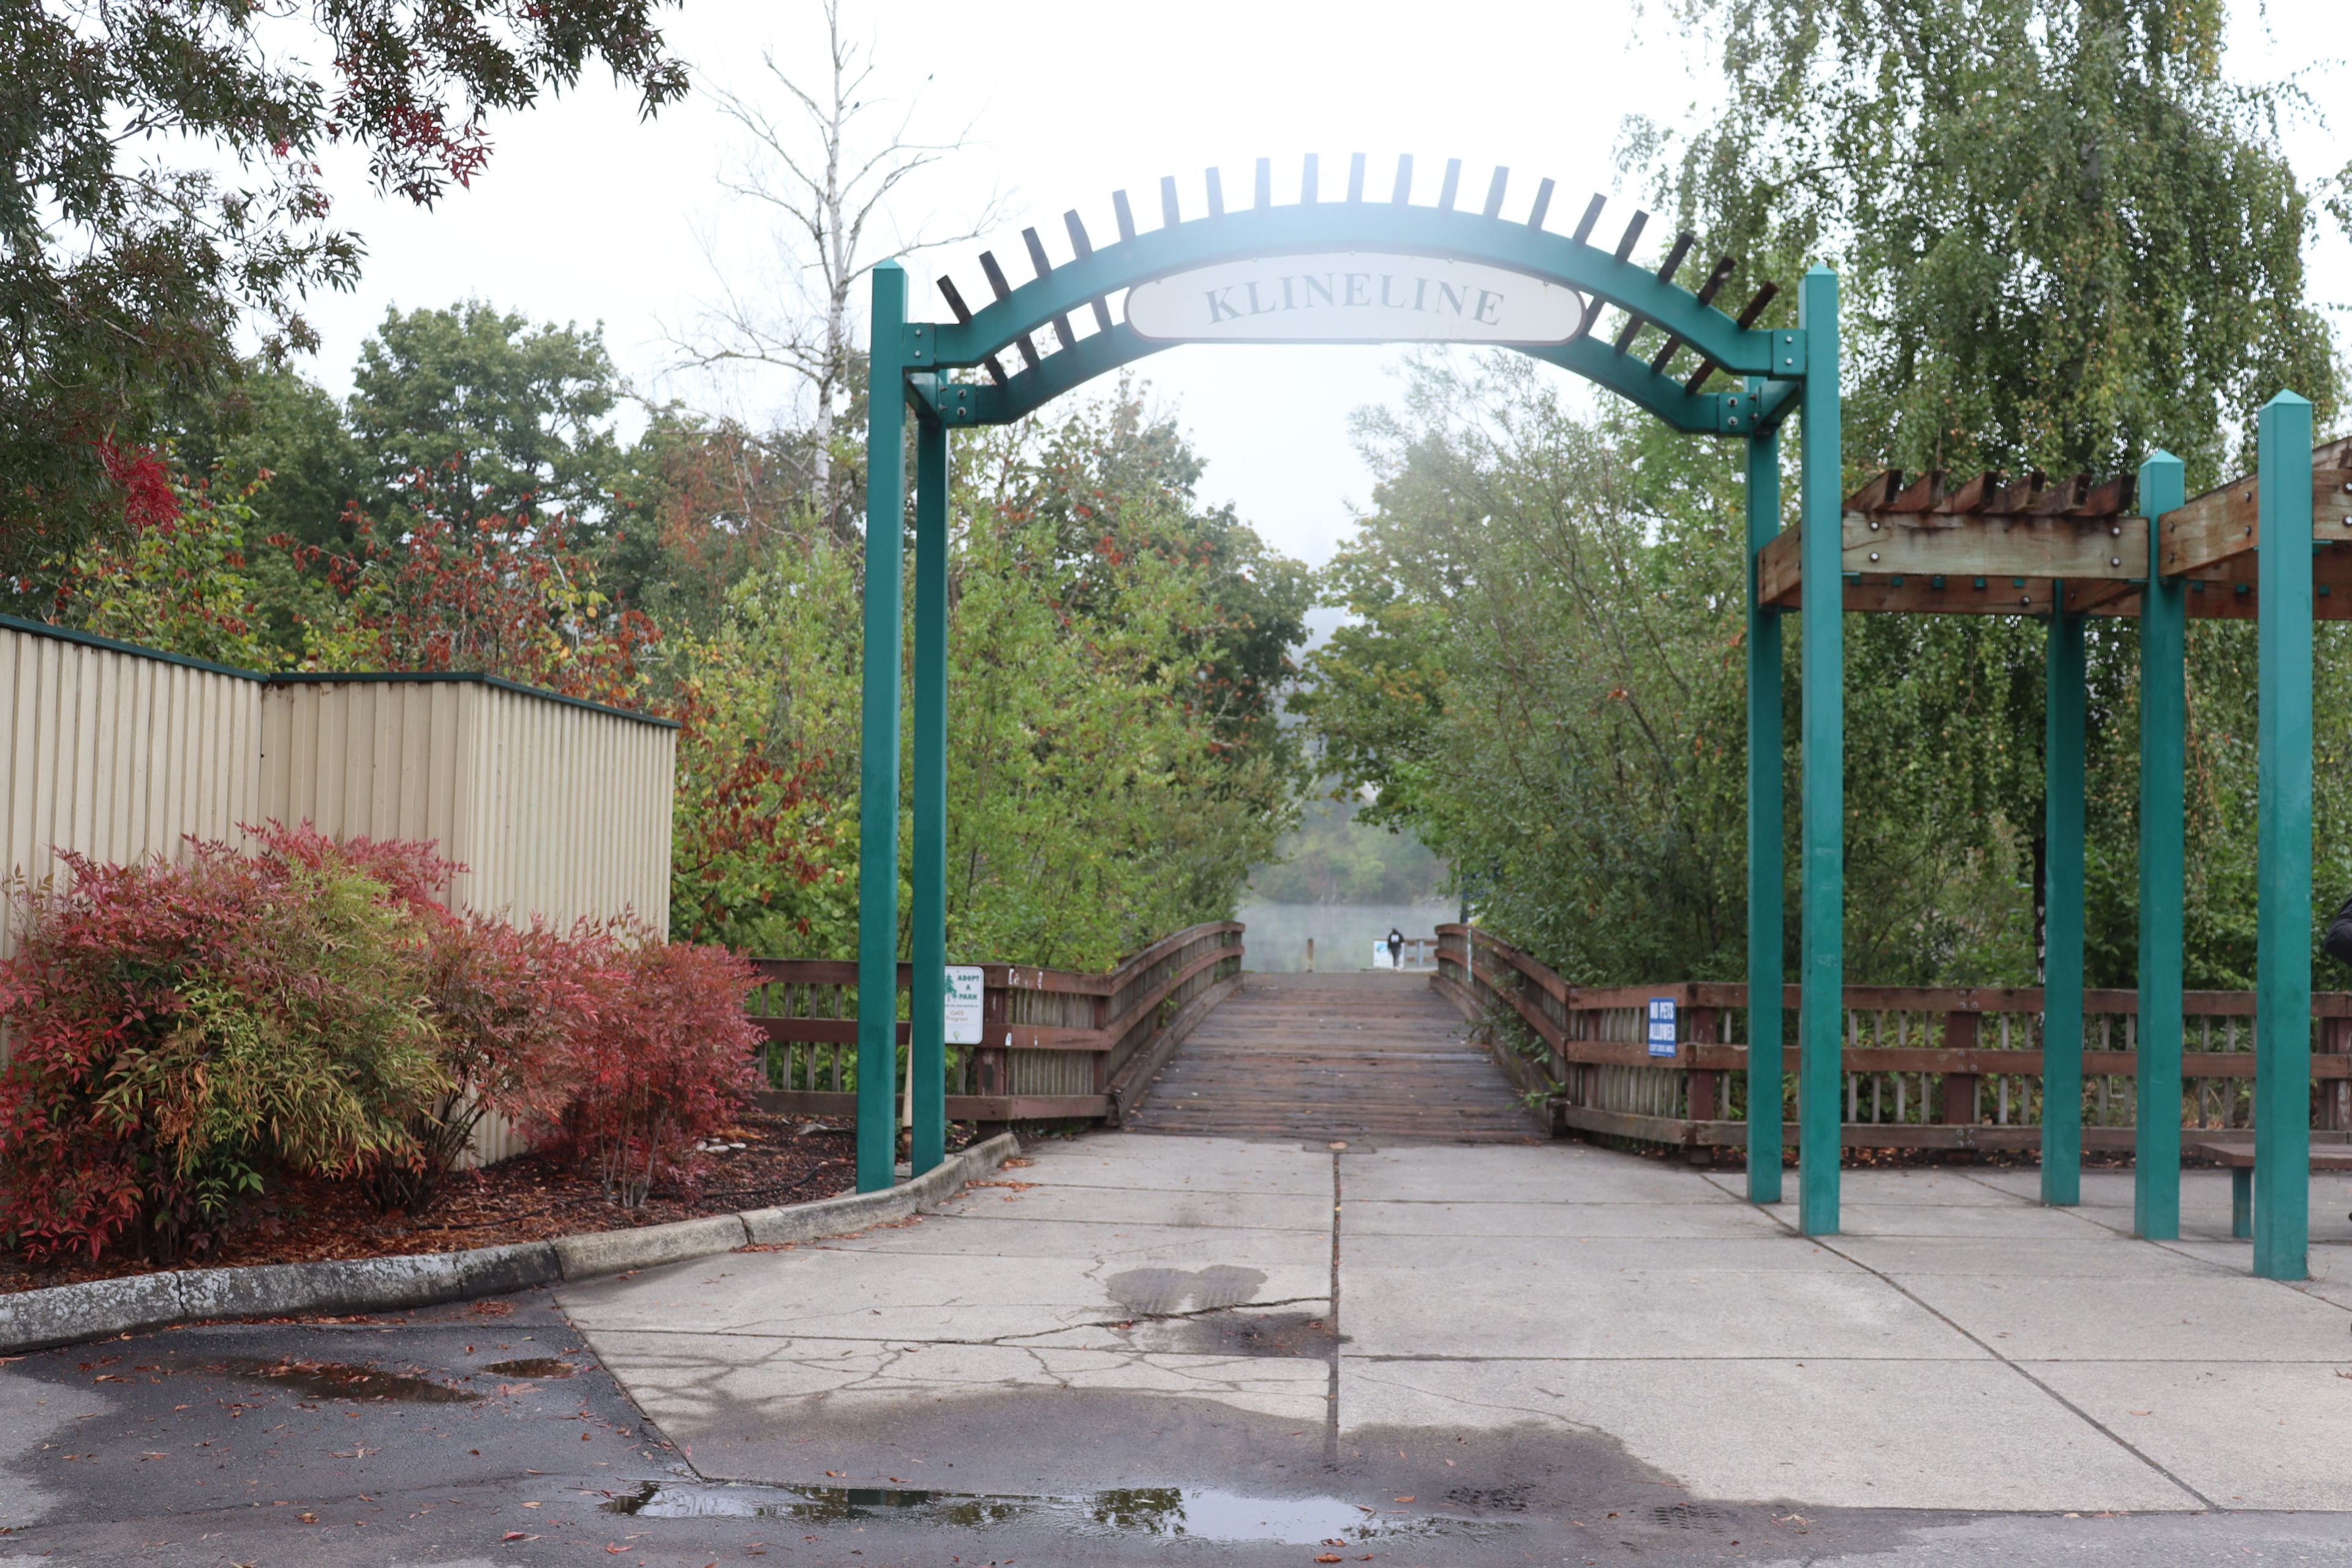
[1232,901,1455,973]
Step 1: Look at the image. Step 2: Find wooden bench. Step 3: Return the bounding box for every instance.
[2187,1141,2352,1238]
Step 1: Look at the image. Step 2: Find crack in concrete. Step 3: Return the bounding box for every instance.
[570,1296,1335,1351]
[1733,1190,2221,1512]
[1952,1169,2352,1319]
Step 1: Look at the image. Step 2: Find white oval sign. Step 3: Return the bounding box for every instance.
[1124,251,1582,344]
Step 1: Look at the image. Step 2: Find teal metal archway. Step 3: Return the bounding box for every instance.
[854,154,1844,1232]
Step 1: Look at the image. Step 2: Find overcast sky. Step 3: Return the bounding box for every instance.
[288,0,2352,572]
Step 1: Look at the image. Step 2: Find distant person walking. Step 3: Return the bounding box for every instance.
[1386,927,1406,968]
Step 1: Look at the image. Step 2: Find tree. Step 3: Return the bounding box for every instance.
[977,383,1313,758]
[1300,355,2045,987]
[0,0,687,598]
[669,390,1308,967]
[350,301,627,532]
[606,408,829,639]
[679,0,1001,532]
[173,366,372,552]
[1626,0,2341,484]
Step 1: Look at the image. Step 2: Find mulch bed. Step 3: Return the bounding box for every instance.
[0,1107,968,1296]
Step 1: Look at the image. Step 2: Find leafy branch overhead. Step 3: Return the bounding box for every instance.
[0,0,687,587]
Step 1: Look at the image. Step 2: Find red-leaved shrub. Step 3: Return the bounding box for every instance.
[0,824,769,1260]
[0,833,447,1261]
[372,913,598,1214]
[532,928,764,1207]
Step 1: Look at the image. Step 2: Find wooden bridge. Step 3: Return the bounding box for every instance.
[743,924,1540,1144]
[740,918,2352,1166]
[1123,971,1542,1142]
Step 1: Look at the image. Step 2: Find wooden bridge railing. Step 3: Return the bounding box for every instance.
[746,921,1245,1128]
[1434,923,2352,1152]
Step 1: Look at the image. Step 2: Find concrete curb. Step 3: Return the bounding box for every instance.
[0,1132,1020,1354]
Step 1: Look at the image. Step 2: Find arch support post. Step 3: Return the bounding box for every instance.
[910,410,950,1177]
[854,260,908,1194]
[2255,392,2314,1281]
[1796,268,1843,1236]
[1744,396,1784,1205]
[2041,589,2086,1205]
[2134,450,2187,1238]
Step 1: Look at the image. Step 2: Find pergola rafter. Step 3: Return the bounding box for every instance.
[1760,439,2352,625]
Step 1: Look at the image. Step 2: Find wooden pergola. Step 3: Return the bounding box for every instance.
[1754,420,2351,1279]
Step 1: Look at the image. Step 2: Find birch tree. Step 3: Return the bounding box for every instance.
[681,0,1002,533]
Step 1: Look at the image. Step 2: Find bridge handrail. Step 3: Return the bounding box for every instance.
[1434,923,2352,1150]
[747,921,1245,1125]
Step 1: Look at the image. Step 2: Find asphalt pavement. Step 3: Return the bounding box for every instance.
[6,1134,2352,1566]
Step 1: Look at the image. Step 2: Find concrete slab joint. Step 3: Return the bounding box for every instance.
[0,1131,1020,1354]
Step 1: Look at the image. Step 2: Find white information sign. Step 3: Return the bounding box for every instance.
[944,965,986,1046]
[1646,997,1678,1059]
[1125,252,1585,344]
[1370,940,1395,970]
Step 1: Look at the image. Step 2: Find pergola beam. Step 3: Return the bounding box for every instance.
[1845,511,2147,582]
[2156,437,2352,578]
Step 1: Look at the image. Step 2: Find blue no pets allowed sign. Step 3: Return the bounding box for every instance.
[1646,998,1678,1058]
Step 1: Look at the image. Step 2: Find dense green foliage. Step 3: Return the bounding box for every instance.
[1629,0,2340,480]
[0,0,685,596]
[1304,355,2352,990]
[673,388,1310,969]
[1302,0,2349,990]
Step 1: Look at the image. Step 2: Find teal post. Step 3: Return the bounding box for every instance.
[854,261,908,1194]
[2253,392,2313,1281]
[2134,451,2187,1239]
[2041,589,2085,1206]
[910,410,949,1176]
[1796,268,1843,1236]
[1745,401,1784,1204]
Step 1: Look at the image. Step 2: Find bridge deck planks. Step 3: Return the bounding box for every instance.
[1126,971,1544,1142]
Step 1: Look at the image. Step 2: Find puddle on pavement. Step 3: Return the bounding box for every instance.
[481,1357,576,1379]
[605,1479,1494,1545]
[208,1358,483,1403]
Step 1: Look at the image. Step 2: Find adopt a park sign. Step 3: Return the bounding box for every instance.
[944,965,986,1046]
[1125,252,1585,344]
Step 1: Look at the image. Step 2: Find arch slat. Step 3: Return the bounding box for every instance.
[923,198,1787,402]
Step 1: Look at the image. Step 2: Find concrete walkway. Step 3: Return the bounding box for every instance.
[564,1132,2352,1526]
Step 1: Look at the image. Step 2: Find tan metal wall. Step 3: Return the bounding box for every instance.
[255,679,673,935]
[0,624,262,973]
